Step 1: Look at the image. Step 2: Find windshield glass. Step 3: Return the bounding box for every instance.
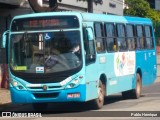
[10,31,81,74]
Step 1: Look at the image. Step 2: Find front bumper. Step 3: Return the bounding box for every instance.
[10,84,86,103]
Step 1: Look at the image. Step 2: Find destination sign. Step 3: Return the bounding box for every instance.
[11,16,79,31]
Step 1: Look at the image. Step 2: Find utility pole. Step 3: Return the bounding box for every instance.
[28,0,59,12]
[88,0,93,13]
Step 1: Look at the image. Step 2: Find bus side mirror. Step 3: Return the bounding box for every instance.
[84,27,96,64]
[1,30,9,48]
[86,28,94,41]
[0,30,9,64]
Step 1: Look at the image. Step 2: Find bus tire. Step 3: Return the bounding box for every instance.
[92,80,105,109]
[122,73,142,99]
[133,73,142,99]
[32,103,48,111]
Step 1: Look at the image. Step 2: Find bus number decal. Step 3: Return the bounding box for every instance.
[99,56,106,64]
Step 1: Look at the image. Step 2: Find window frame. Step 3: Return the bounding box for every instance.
[116,23,127,51]
[144,25,154,50]
[104,22,118,52]
[94,22,106,53]
[135,24,145,50]
[126,24,136,51]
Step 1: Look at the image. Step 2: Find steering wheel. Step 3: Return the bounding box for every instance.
[45,55,69,69]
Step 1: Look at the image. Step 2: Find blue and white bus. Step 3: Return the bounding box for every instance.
[2,12,157,110]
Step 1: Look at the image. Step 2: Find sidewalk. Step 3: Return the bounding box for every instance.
[0,88,11,104]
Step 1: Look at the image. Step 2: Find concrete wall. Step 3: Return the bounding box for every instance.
[0,0,124,44]
[0,0,123,64]
[0,0,26,5]
[59,0,123,15]
[155,0,160,10]
[0,8,32,42]
[0,8,32,65]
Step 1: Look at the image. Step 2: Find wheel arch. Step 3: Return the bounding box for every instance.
[136,68,142,85]
[136,68,142,79]
[99,73,107,96]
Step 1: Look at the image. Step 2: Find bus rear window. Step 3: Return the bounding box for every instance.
[11,16,79,31]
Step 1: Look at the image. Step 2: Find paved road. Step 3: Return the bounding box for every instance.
[0,81,160,119]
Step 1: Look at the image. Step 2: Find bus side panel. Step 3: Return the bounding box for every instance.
[136,51,148,86]
[136,50,156,86]
[146,49,157,85]
[107,52,137,95]
[107,75,136,95]
[85,63,99,101]
[104,53,120,95]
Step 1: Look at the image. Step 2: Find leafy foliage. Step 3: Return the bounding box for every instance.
[124,0,160,22]
[124,0,160,45]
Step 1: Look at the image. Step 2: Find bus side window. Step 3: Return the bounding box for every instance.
[136,25,144,49]
[144,25,154,49]
[150,26,154,48]
[105,23,117,52]
[116,24,127,51]
[94,23,105,53]
[126,24,135,51]
[83,27,96,64]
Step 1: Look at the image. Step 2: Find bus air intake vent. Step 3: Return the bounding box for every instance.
[33,92,59,98]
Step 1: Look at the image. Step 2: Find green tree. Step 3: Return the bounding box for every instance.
[124,0,160,22]
[125,0,151,17]
[124,0,160,45]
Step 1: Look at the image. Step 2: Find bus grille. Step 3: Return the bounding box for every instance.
[28,86,62,90]
[33,92,59,99]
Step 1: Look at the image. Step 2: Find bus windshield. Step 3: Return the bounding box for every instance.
[10,31,81,74]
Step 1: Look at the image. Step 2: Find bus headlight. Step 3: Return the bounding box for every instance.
[65,79,80,89]
[9,78,26,90]
[13,81,18,87]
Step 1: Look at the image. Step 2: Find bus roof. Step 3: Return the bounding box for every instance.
[13,12,82,19]
[13,12,152,25]
[81,13,152,24]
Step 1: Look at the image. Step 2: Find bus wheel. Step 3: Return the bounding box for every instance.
[92,80,105,109]
[32,103,48,111]
[134,73,142,99]
[122,73,142,99]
